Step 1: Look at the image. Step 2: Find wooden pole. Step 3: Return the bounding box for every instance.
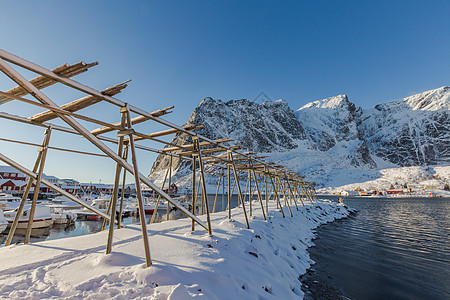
[266,167,285,218]
[106,112,126,254]
[248,170,252,217]
[124,106,152,267]
[166,154,173,221]
[284,174,299,210]
[212,174,221,213]
[195,174,202,213]
[265,174,269,214]
[221,170,225,212]
[0,153,111,219]
[227,162,231,219]
[248,158,266,220]
[24,127,52,244]
[191,155,196,231]
[228,151,249,229]
[150,167,170,224]
[276,176,293,217]
[0,57,207,230]
[5,134,45,246]
[303,184,314,205]
[293,182,305,207]
[194,137,212,235]
[117,144,129,228]
[102,115,126,231]
[243,172,250,203]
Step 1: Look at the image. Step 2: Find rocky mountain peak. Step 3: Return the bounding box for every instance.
[299,94,349,109]
[375,86,450,113]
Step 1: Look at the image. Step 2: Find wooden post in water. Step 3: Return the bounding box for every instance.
[24,127,52,244]
[106,112,126,252]
[103,113,126,231]
[151,167,170,224]
[5,131,48,246]
[117,144,129,228]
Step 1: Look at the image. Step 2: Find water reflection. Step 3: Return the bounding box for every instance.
[302,196,450,300]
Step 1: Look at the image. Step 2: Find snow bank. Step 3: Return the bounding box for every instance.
[319,165,450,196]
[0,200,351,299]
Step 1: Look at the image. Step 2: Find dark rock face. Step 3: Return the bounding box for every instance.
[360,86,450,166]
[149,97,310,181]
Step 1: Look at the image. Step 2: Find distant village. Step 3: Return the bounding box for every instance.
[0,165,138,198]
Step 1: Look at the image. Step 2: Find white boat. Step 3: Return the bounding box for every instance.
[45,195,83,210]
[4,205,54,229]
[0,192,21,201]
[0,210,8,233]
[51,209,77,224]
[68,195,110,221]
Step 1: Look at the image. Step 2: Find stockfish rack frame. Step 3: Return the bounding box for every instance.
[0,49,318,268]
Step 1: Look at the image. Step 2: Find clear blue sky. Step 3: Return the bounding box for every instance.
[1,0,450,183]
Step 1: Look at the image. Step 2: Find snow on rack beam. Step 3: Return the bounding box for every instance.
[29,80,130,122]
[0,61,98,105]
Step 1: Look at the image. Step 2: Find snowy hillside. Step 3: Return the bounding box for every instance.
[295,94,375,168]
[360,86,450,166]
[149,87,449,189]
[318,165,450,197]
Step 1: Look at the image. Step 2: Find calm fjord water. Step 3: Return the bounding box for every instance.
[302,196,450,300]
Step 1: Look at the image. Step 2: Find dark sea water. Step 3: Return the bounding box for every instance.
[301,196,450,300]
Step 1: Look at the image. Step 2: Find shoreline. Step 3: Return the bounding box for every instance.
[0,199,351,299]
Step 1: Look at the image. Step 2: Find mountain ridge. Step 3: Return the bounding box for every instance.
[149,86,449,187]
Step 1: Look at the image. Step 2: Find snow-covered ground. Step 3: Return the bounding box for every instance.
[0,199,351,299]
[318,165,450,197]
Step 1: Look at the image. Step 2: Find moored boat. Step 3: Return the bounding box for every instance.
[4,205,54,229]
[0,210,8,233]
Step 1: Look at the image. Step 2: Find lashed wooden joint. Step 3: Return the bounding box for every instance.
[117,129,135,137]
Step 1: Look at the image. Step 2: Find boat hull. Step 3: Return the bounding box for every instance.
[7,218,54,229]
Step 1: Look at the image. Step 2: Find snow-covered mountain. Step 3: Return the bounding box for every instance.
[149,87,450,188]
[149,97,312,184]
[295,94,375,168]
[360,86,450,166]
